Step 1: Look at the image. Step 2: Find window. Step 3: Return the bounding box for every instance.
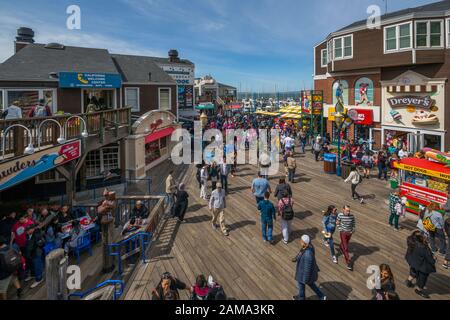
[333,35,352,60]
[159,88,171,111]
[321,49,327,67]
[125,88,140,112]
[36,170,65,184]
[4,89,57,116]
[385,22,412,52]
[415,20,443,48]
[327,40,333,61]
[85,146,120,178]
[0,90,3,112]
[447,19,450,47]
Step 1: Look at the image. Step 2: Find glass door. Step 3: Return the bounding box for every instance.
[369,128,382,151]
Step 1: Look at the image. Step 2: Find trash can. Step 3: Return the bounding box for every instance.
[389,179,399,190]
[341,161,353,180]
[324,153,337,174]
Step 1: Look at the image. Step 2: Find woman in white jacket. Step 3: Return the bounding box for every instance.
[345,165,363,203]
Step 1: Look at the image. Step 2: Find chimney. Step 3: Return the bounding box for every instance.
[15,27,35,53]
[148,72,152,82]
[168,49,180,63]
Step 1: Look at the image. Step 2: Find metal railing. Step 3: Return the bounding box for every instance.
[0,108,131,160]
[68,279,124,300]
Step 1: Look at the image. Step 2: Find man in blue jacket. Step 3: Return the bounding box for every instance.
[292,235,326,300]
[257,192,276,243]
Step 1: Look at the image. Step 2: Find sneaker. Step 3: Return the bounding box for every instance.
[263,239,268,243]
[332,256,338,264]
[347,263,353,271]
[323,240,330,247]
[405,280,414,288]
[224,232,229,237]
[442,263,449,269]
[321,296,327,300]
[24,276,33,282]
[283,240,289,245]
[415,289,430,299]
[30,280,43,289]
[360,198,365,204]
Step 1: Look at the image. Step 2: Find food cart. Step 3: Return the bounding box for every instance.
[393,156,450,215]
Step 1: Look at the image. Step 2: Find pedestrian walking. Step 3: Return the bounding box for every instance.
[292,235,326,300]
[322,205,338,264]
[257,192,276,243]
[389,192,405,231]
[443,216,449,269]
[299,129,307,154]
[209,183,229,236]
[278,191,295,245]
[165,170,177,214]
[200,165,209,200]
[361,151,373,179]
[286,152,297,183]
[173,184,189,222]
[274,178,292,201]
[405,230,436,299]
[377,151,389,180]
[209,162,219,191]
[251,172,272,205]
[345,165,363,204]
[312,137,322,162]
[219,160,231,193]
[336,205,356,270]
[423,202,446,256]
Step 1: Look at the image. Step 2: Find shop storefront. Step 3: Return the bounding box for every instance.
[381,71,446,153]
[125,110,180,179]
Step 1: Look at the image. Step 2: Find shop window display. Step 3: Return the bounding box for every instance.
[146,140,162,165]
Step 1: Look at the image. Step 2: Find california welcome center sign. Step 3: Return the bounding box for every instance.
[0,140,81,192]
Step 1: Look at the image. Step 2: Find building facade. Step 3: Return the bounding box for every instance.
[314,1,450,152]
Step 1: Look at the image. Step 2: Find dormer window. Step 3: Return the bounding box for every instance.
[384,22,412,53]
[333,34,353,60]
[415,20,444,48]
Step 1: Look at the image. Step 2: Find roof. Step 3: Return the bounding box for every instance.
[111,54,175,84]
[218,83,237,90]
[0,44,118,81]
[336,0,450,34]
[147,56,194,66]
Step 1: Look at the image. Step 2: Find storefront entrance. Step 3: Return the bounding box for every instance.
[82,89,116,112]
[384,128,443,153]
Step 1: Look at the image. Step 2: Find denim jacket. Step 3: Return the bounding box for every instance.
[322,214,337,234]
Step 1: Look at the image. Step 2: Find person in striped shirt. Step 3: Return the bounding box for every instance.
[337,205,356,271]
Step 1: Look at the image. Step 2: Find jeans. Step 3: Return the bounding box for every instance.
[261,220,273,241]
[288,169,295,183]
[220,175,229,192]
[166,193,175,211]
[429,228,446,254]
[389,213,400,229]
[340,232,353,264]
[351,184,360,199]
[378,165,388,180]
[297,282,325,300]
[33,256,44,282]
[326,235,336,257]
[281,219,292,242]
[174,201,188,221]
[300,140,306,153]
[314,151,320,161]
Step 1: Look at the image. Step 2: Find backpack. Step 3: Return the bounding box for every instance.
[356,172,363,185]
[281,198,295,221]
[422,216,436,232]
[0,247,21,274]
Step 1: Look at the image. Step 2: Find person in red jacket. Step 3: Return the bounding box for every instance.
[28,99,52,118]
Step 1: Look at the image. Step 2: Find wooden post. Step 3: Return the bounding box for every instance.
[46,249,68,300]
[101,220,115,274]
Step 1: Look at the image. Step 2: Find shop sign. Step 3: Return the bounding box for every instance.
[59,72,122,88]
[400,182,447,204]
[0,140,81,192]
[387,95,434,110]
[311,91,323,115]
[348,109,373,125]
[394,162,450,180]
[328,107,348,121]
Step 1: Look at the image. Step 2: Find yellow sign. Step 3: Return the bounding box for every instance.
[394,162,450,181]
[328,107,348,121]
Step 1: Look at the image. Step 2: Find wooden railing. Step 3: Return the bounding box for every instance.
[0,108,131,160]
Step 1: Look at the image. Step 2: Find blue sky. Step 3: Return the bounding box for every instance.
[0,0,440,92]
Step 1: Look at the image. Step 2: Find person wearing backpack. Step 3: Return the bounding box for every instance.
[274,178,292,201]
[389,192,405,231]
[286,152,297,183]
[277,191,295,245]
[345,165,364,204]
[361,151,373,179]
[423,203,446,256]
[0,235,22,300]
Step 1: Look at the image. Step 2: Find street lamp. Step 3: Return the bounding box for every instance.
[334,111,344,177]
[1,124,35,158]
[63,116,89,140]
[200,112,208,129]
[37,119,65,148]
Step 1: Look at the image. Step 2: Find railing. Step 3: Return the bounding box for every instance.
[108,232,152,276]
[0,108,131,160]
[68,279,124,300]
[115,195,162,227]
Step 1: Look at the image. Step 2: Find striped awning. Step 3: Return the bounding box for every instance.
[281,113,302,119]
[386,85,438,94]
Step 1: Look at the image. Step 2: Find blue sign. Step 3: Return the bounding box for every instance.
[59,72,122,88]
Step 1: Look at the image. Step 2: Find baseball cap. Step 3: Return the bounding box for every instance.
[301,235,310,245]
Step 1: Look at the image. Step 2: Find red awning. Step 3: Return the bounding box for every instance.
[351,109,373,125]
[145,127,175,144]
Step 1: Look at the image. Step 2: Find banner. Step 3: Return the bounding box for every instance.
[59,72,122,88]
[394,162,450,180]
[0,140,81,192]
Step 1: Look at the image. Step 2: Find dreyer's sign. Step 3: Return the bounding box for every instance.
[0,140,81,192]
[387,95,434,110]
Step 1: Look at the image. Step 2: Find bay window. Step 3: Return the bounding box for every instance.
[415,20,443,48]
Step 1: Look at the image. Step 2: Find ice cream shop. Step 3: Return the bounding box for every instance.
[381,71,446,153]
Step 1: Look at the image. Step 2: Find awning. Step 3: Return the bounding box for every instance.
[281,113,301,119]
[394,158,450,181]
[145,127,175,144]
[195,103,215,110]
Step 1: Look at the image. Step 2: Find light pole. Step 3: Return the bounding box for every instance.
[63,115,89,140]
[2,124,35,158]
[200,111,208,129]
[37,119,65,148]
[334,111,344,177]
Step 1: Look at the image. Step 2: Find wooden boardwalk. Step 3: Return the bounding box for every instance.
[124,152,450,300]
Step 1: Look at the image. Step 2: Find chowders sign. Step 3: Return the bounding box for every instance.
[387,95,434,110]
[0,140,81,192]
